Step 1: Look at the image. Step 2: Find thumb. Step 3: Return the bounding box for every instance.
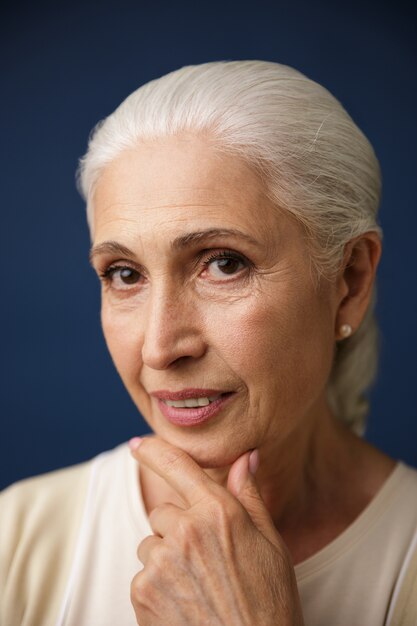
[227,450,279,546]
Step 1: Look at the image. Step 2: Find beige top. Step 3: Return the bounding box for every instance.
[1,443,417,626]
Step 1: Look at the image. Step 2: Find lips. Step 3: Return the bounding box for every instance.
[150,389,234,426]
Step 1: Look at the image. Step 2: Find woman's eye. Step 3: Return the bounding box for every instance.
[204,253,247,280]
[101,266,142,290]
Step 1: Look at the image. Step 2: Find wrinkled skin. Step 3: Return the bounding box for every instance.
[130,437,304,626]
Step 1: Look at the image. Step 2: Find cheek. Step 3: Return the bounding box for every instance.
[101,303,143,384]
[206,287,335,407]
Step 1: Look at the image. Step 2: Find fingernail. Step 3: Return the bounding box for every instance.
[128,437,143,451]
[249,449,260,475]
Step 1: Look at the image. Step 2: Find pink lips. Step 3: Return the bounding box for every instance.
[150,389,234,426]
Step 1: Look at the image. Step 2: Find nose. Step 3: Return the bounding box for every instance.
[141,287,206,370]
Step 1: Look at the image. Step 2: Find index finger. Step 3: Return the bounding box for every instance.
[130,436,221,507]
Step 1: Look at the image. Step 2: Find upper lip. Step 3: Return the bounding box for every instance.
[150,389,230,400]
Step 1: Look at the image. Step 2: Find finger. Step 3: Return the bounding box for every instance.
[137,534,163,565]
[148,502,184,537]
[227,450,280,547]
[227,451,253,496]
[132,436,220,507]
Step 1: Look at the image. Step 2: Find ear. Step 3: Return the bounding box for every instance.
[335,232,382,340]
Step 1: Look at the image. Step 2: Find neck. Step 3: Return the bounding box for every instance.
[255,405,356,526]
[205,399,394,563]
[206,399,349,515]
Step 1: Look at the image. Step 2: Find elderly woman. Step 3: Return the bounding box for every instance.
[1,61,417,626]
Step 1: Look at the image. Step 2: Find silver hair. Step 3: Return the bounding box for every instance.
[77,60,382,434]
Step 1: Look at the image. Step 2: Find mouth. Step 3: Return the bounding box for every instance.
[150,389,234,426]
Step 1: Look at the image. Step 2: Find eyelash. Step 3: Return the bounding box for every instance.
[98,249,252,289]
[202,249,248,271]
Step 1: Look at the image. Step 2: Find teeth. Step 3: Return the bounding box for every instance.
[165,400,188,408]
[164,395,221,408]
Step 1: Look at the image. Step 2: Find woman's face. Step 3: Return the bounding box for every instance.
[91,136,340,468]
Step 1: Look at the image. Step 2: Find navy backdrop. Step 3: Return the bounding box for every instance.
[1,0,416,489]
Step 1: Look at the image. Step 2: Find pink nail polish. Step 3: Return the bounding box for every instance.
[128,437,143,451]
[249,449,260,475]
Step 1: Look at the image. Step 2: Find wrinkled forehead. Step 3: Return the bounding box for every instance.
[91,137,291,249]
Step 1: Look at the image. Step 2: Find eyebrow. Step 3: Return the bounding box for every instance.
[172,228,260,250]
[89,228,260,264]
[89,241,135,265]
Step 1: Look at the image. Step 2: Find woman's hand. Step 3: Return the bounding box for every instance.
[129,437,304,626]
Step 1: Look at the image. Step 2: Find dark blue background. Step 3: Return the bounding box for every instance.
[1,0,416,490]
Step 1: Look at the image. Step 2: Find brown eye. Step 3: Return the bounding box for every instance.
[119,267,139,284]
[204,252,247,280]
[100,265,143,291]
[214,257,242,275]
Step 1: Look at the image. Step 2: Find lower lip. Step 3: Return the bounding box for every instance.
[156,393,234,426]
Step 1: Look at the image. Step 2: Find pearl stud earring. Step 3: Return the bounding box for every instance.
[339,323,353,338]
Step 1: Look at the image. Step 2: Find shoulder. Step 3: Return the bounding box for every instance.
[0,459,94,556]
[0,456,93,498]
[0,443,132,572]
[0,458,94,626]
[0,459,93,534]
[0,442,132,545]
[0,443,136,625]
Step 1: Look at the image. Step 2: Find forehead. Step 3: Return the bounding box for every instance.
[92,136,284,246]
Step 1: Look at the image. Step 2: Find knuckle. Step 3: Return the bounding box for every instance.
[137,534,153,559]
[176,514,199,543]
[131,571,150,607]
[131,557,167,608]
[150,544,168,570]
[152,543,168,567]
[206,496,235,528]
[204,495,247,543]
[148,505,164,529]
[174,515,188,538]
[137,536,169,570]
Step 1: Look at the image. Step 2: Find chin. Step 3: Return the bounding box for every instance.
[158,426,247,470]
